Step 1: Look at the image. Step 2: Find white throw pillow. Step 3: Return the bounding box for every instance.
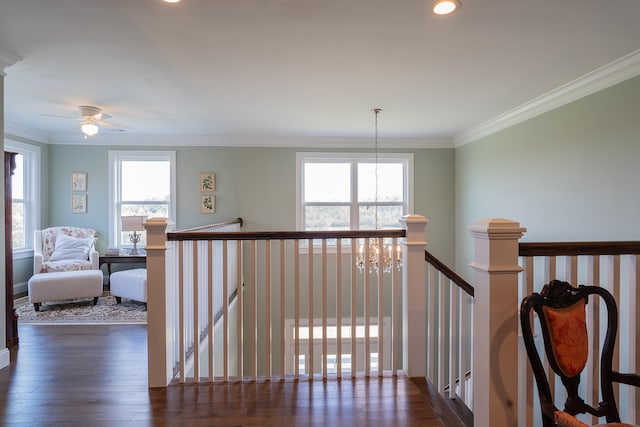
[49,234,96,262]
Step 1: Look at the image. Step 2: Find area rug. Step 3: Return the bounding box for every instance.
[14,292,147,325]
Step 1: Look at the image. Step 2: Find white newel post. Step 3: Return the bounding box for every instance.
[145,217,171,387]
[470,218,526,427]
[401,214,428,377]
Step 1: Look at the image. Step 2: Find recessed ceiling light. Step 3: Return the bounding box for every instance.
[163,0,181,3]
[432,0,461,15]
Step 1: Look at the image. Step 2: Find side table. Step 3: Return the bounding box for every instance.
[100,253,147,276]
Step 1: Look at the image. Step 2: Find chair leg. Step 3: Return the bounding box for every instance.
[93,297,99,306]
[115,296,122,304]
[34,303,40,312]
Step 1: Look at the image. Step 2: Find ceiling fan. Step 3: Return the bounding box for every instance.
[40,105,129,139]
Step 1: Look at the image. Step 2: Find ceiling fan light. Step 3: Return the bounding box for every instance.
[81,122,99,137]
[432,0,461,15]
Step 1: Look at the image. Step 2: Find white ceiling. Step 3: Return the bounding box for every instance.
[1,0,640,147]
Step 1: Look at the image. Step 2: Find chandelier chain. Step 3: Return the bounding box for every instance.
[356,107,400,275]
[373,108,381,230]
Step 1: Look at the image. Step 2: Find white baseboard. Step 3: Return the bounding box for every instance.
[0,348,10,370]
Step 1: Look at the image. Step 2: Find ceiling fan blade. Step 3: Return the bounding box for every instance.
[38,113,82,120]
[98,120,133,130]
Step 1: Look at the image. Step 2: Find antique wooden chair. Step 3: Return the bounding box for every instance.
[520,279,640,427]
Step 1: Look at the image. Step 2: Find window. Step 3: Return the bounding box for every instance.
[108,151,176,248]
[5,140,40,258]
[297,153,413,232]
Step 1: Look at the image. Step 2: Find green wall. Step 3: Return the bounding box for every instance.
[455,74,640,280]
[49,145,455,258]
[11,144,455,285]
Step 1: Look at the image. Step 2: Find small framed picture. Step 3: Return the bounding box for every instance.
[71,171,88,192]
[200,195,215,214]
[71,194,87,214]
[199,172,215,193]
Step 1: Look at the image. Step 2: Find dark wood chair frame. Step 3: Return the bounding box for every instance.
[520,279,640,426]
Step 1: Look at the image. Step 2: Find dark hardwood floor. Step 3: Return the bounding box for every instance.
[0,325,465,426]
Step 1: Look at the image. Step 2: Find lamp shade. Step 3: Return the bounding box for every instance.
[121,215,146,232]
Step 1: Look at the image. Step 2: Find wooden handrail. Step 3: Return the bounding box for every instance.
[175,217,244,233]
[424,250,474,297]
[519,241,640,257]
[168,228,406,242]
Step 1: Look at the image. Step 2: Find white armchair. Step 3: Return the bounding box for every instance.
[29,227,102,310]
[34,226,99,273]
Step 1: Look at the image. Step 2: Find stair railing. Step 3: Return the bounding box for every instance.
[425,249,474,423]
[145,215,431,387]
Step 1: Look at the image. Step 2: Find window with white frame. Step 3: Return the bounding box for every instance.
[5,140,40,257]
[297,153,413,232]
[108,151,176,248]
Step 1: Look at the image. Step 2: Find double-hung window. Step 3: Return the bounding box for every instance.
[5,140,40,258]
[297,153,413,233]
[108,151,176,249]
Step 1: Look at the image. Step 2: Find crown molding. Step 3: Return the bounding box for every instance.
[454,49,640,147]
[0,46,21,76]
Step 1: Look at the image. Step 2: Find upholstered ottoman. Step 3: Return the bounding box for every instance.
[110,268,147,307]
[28,270,104,311]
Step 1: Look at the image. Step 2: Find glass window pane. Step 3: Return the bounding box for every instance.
[305,205,350,231]
[121,203,169,218]
[6,143,40,253]
[11,154,24,199]
[121,161,170,201]
[11,201,25,249]
[358,163,404,203]
[359,205,404,229]
[304,163,350,202]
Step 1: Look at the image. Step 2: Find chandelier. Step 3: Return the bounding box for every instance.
[356,108,401,274]
[357,237,400,274]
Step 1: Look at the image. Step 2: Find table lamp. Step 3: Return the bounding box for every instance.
[121,215,146,255]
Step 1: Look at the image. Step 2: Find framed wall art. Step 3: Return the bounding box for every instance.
[71,171,88,192]
[200,195,215,214]
[71,194,87,214]
[199,172,215,193]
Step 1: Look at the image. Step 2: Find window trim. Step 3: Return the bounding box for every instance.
[108,150,176,248]
[296,152,414,231]
[5,139,41,259]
